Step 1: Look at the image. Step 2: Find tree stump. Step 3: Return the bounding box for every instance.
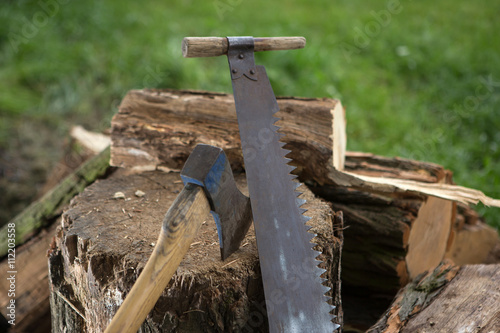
[48,169,344,332]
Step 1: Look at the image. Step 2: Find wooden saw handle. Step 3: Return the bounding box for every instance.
[104,183,210,333]
[182,36,306,58]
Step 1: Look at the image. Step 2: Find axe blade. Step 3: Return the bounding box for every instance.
[180,144,252,260]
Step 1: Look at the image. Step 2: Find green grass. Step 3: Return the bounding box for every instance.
[1,0,499,229]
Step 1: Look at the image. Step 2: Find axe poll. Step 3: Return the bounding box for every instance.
[105,144,252,333]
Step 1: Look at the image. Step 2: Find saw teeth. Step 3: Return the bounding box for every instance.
[271,115,337,329]
[315,258,325,265]
[316,267,327,276]
[320,284,331,295]
[296,198,307,207]
[323,296,337,313]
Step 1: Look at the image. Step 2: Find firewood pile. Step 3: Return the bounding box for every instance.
[1,89,499,332]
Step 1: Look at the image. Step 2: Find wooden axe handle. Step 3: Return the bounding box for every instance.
[182,36,306,58]
[104,184,210,333]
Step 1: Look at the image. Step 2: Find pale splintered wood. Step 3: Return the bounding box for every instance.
[405,196,454,279]
[335,170,500,207]
[445,222,499,265]
[70,125,111,154]
[331,101,346,170]
[105,184,209,333]
[182,37,306,58]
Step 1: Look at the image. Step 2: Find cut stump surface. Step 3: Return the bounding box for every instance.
[49,169,343,332]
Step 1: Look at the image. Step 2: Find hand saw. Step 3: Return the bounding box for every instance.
[183,36,339,332]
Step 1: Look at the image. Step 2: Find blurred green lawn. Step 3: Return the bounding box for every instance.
[1,0,499,229]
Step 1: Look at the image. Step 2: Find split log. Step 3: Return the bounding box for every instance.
[109,88,500,330]
[48,169,343,332]
[110,89,339,184]
[445,203,500,265]
[368,261,500,333]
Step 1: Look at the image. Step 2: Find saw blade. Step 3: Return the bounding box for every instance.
[231,64,338,332]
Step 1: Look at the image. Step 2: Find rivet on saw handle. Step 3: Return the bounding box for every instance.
[182,36,306,58]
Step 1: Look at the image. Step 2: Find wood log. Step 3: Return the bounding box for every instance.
[0,146,111,257]
[0,222,59,332]
[445,203,500,265]
[110,89,338,185]
[110,89,500,330]
[368,261,500,333]
[48,169,343,332]
[0,129,111,331]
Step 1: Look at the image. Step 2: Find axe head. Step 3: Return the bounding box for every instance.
[180,144,252,260]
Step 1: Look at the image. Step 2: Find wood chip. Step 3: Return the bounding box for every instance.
[221,259,239,268]
[113,192,125,199]
[135,190,145,197]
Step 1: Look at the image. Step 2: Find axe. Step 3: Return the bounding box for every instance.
[104,144,252,333]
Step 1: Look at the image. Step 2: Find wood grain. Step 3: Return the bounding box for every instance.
[369,262,500,332]
[403,264,500,333]
[110,89,338,185]
[104,184,210,333]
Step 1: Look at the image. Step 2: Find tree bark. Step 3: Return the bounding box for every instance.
[48,169,343,332]
[368,261,500,333]
[0,222,59,333]
[0,147,111,257]
[110,89,339,185]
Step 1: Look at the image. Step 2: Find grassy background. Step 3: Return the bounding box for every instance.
[1,0,499,229]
